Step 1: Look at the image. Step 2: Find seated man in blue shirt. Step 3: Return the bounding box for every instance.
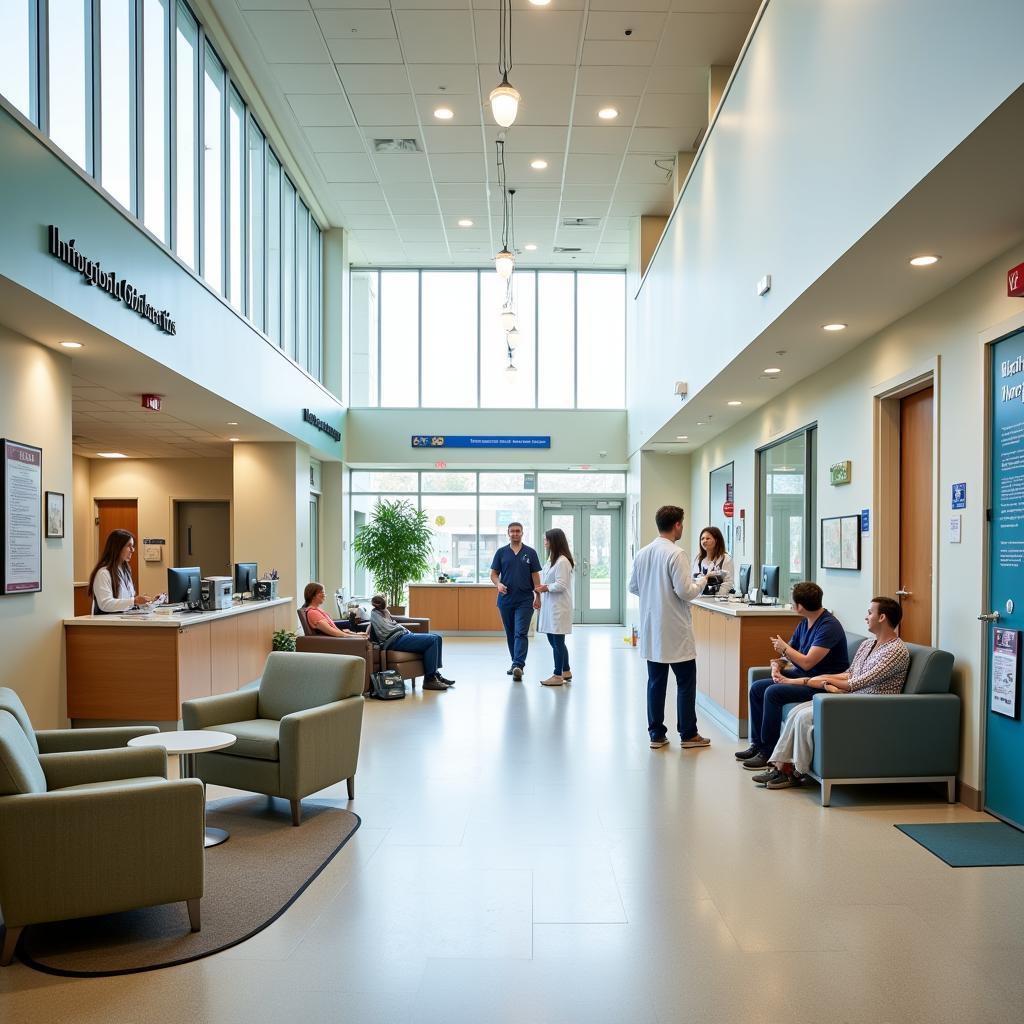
[489,522,542,681]
[734,581,849,771]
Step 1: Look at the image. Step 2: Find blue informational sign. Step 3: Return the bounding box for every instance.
[860,509,870,533]
[952,482,967,509]
[411,435,551,449]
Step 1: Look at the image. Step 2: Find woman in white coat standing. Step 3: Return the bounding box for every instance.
[536,527,574,686]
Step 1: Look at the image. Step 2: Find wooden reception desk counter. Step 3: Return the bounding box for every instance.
[64,598,293,723]
[408,583,511,633]
[690,598,799,738]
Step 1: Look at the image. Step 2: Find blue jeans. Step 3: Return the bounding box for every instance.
[647,659,698,741]
[388,631,443,678]
[498,600,534,668]
[748,678,813,756]
[546,633,570,675]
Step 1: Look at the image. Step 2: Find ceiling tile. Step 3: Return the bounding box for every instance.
[487,126,568,153]
[239,1,312,10]
[396,11,477,64]
[313,1,392,8]
[315,10,397,38]
[325,182,386,202]
[375,154,432,182]
[647,65,709,94]
[270,64,341,95]
[327,39,403,63]
[582,40,658,66]
[589,0,669,10]
[613,182,673,203]
[303,126,366,152]
[343,213,398,229]
[670,0,760,15]
[434,182,489,203]
[407,64,481,94]
[568,126,630,154]
[637,92,707,128]
[572,97,639,127]
[243,12,331,63]
[415,94,483,126]
[399,229,448,242]
[352,228,403,244]
[288,94,354,127]
[620,154,676,184]
[657,12,753,65]
[337,64,410,94]
[349,94,418,126]
[575,66,650,96]
[473,11,582,65]
[561,184,614,202]
[585,13,665,42]
[393,214,444,230]
[630,126,693,152]
[503,151,564,179]
[422,125,486,153]
[382,180,437,199]
[429,153,489,182]
[402,242,451,257]
[338,201,392,216]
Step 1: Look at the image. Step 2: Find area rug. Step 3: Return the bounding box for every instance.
[19,795,360,976]
[895,821,1024,867]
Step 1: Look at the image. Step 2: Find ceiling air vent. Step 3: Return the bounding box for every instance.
[553,246,582,253]
[372,138,421,153]
[561,217,600,228]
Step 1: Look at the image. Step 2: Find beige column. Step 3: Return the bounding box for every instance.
[319,460,344,604]
[322,228,348,404]
[709,65,732,121]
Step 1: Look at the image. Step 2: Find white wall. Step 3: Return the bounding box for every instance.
[688,241,1024,793]
[0,331,73,727]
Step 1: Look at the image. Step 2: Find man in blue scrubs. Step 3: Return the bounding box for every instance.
[489,522,542,681]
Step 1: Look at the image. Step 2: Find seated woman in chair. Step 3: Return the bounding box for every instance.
[369,595,455,692]
[302,583,366,638]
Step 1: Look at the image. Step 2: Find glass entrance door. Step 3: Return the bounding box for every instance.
[541,501,622,624]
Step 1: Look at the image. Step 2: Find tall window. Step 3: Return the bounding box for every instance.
[201,42,223,291]
[48,0,92,171]
[310,221,322,380]
[379,272,418,407]
[349,269,378,407]
[296,201,309,367]
[247,116,265,331]
[537,273,573,408]
[576,273,625,408]
[174,2,198,269]
[99,0,133,210]
[758,426,816,600]
[481,271,535,408]
[266,150,281,345]
[0,2,36,121]
[282,175,296,360]
[227,86,244,310]
[422,272,476,407]
[142,0,168,240]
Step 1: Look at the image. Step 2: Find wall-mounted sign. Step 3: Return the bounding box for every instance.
[861,508,870,533]
[47,226,177,335]
[142,538,166,546]
[302,408,341,443]
[1,439,42,595]
[829,460,852,486]
[991,628,1020,719]
[723,501,734,518]
[952,482,966,509]
[1007,261,1024,298]
[411,435,551,449]
[821,514,861,570]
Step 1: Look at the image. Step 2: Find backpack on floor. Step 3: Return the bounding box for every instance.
[368,647,406,700]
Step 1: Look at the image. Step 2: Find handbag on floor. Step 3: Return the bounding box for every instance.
[368,647,406,700]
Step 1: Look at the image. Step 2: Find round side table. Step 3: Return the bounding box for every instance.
[128,730,237,847]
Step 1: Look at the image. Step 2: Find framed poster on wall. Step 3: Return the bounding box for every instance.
[990,628,1020,720]
[820,514,861,570]
[1,439,43,595]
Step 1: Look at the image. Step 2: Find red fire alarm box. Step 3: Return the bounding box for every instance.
[141,394,162,412]
[1008,262,1024,297]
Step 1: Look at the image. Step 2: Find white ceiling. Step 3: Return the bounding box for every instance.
[205,0,759,266]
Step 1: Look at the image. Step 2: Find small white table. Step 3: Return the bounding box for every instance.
[128,730,237,848]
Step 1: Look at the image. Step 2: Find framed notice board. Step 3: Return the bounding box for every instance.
[820,514,861,570]
[1,439,43,595]
[991,628,1020,720]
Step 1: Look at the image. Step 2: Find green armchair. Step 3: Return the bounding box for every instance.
[0,700,205,966]
[181,651,364,826]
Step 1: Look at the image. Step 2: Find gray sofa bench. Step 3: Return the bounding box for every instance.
[749,632,959,806]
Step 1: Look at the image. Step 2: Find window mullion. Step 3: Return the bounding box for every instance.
[90,0,102,185]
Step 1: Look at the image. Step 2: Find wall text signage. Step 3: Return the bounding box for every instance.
[47,226,177,335]
[302,408,341,443]
[411,435,551,449]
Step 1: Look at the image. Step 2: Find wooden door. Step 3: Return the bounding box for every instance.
[96,499,139,589]
[175,501,231,578]
[898,387,933,644]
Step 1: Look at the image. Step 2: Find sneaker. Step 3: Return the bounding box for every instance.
[752,768,779,786]
[423,675,449,691]
[742,752,770,771]
[436,673,456,686]
[512,666,523,681]
[541,675,564,686]
[766,771,804,790]
[680,734,711,749]
[735,744,759,761]
[561,670,573,681]
[650,737,670,749]
[506,665,514,675]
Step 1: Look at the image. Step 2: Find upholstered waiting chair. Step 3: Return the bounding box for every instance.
[182,651,364,826]
[0,705,205,966]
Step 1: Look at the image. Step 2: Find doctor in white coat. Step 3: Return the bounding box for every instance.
[536,527,575,686]
[628,505,712,749]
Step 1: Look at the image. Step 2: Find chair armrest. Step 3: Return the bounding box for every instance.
[182,688,259,730]
[39,746,168,789]
[296,635,370,658]
[396,617,429,634]
[35,725,160,754]
[813,693,961,779]
[279,698,363,800]
[0,779,205,928]
[748,666,772,686]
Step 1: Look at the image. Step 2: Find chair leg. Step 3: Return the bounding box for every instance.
[0,925,23,966]
[187,898,201,933]
[821,781,832,807]
[346,776,355,800]
[291,798,302,826]
[947,777,957,803]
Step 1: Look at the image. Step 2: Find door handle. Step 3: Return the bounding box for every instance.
[978,611,1001,623]
[896,589,912,598]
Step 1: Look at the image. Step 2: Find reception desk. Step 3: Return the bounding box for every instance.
[64,598,293,724]
[408,583,529,633]
[691,598,799,738]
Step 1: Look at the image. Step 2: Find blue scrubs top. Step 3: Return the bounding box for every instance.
[780,609,850,678]
[490,543,542,606]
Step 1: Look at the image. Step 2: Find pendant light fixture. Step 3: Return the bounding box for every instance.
[500,266,517,329]
[490,0,520,128]
[494,142,515,279]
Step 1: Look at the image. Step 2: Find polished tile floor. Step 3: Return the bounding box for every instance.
[3,628,1022,1023]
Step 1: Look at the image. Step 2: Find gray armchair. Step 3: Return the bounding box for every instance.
[749,633,959,806]
[181,651,364,826]
[0,700,205,966]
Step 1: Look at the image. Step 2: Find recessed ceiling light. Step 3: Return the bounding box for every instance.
[529,0,551,5]
[97,452,128,459]
[530,158,548,170]
[727,400,742,406]
[524,243,537,251]
[227,421,239,426]
[822,323,847,332]
[909,255,940,266]
[598,107,619,120]
[676,435,688,441]
[228,437,241,442]
[457,218,474,227]
[433,107,454,120]
[763,367,781,375]
[60,341,83,348]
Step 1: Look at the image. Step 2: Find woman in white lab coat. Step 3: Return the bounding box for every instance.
[88,529,154,613]
[536,528,574,686]
[693,525,735,596]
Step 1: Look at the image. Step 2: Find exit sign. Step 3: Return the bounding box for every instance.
[829,460,852,486]
[141,394,162,412]
[1009,262,1024,297]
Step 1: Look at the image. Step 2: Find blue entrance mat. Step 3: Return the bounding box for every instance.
[895,822,1024,867]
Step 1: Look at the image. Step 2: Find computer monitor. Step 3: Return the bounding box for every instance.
[737,563,752,597]
[760,564,780,602]
[234,562,258,598]
[167,566,202,607]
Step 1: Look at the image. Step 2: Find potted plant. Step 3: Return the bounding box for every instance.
[352,498,433,614]
[260,568,280,600]
[272,628,297,652]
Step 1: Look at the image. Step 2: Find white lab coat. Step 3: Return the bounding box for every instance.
[694,551,735,593]
[628,537,707,663]
[92,566,136,613]
[538,556,573,635]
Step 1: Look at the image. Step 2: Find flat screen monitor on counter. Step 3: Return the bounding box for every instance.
[167,566,201,607]
[760,564,780,602]
[737,563,751,598]
[234,562,258,598]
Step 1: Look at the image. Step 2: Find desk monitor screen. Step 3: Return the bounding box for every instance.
[760,564,780,601]
[167,566,201,605]
[234,562,258,598]
[737,563,752,597]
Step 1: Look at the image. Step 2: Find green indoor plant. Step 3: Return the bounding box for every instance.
[272,628,297,653]
[352,498,433,613]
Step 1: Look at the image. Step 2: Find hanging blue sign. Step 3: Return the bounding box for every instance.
[411,435,551,449]
[952,482,967,510]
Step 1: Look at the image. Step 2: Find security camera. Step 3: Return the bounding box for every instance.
[674,381,688,398]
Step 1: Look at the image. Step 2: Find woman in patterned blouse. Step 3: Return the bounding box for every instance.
[755,596,911,790]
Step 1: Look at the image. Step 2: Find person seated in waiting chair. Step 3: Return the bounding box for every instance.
[368,595,455,692]
[302,582,366,638]
[736,581,850,771]
[755,596,911,790]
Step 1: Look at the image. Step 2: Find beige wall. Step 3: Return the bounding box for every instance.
[72,455,91,582]
[83,458,233,596]
[0,331,74,727]
[687,240,1024,792]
